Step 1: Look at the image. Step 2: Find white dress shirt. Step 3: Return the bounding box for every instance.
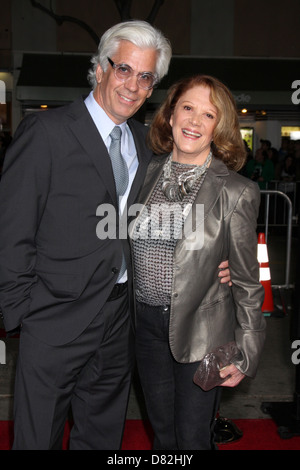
[85,91,139,282]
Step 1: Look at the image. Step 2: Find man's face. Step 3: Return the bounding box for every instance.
[93,40,158,124]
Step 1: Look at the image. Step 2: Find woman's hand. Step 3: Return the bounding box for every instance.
[219,363,245,387]
[218,260,232,286]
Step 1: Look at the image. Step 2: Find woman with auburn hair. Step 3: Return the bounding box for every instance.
[129,75,266,450]
[149,74,246,170]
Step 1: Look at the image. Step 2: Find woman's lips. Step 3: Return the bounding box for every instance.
[182,128,201,138]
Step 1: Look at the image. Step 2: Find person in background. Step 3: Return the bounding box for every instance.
[246,147,274,189]
[130,75,266,450]
[278,154,297,220]
[0,132,12,177]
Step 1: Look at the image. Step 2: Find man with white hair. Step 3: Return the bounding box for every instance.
[0,20,172,450]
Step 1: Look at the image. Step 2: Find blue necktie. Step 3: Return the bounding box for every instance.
[109,126,129,281]
[109,126,129,199]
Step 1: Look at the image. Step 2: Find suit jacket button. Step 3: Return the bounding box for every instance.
[112,267,119,274]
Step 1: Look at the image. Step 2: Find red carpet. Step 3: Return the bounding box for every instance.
[1,419,300,450]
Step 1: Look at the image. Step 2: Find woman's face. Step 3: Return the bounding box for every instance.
[169,85,218,165]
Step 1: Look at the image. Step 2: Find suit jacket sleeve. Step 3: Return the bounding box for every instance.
[0,114,52,332]
[228,180,266,377]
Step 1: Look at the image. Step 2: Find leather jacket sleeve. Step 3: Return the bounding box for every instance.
[228,180,266,377]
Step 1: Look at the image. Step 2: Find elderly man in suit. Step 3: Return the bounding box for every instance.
[0,20,172,450]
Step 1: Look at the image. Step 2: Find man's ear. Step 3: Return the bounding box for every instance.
[146,88,154,99]
[96,64,103,83]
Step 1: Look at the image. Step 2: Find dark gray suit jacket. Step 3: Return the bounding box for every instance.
[0,96,152,345]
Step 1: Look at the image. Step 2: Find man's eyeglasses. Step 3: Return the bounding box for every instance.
[107,57,157,90]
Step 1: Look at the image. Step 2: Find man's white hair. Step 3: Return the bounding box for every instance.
[87,20,172,89]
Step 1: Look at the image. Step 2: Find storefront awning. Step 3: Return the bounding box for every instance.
[16,53,91,104]
[154,56,300,108]
[16,53,300,110]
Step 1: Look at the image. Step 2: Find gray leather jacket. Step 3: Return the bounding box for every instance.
[130,155,266,378]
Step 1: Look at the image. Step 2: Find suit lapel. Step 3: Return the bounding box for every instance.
[67,97,117,206]
[67,100,154,209]
[126,120,154,209]
[181,157,229,239]
[136,154,168,206]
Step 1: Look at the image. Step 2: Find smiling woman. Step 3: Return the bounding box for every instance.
[149,74,246,171]
[131,74,265,450]
[169,85,217,165]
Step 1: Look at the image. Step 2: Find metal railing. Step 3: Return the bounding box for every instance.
[260,189,293,290]
[264,180,299,226]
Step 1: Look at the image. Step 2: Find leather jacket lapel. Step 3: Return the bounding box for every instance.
[181,157,229,240]
[136,154,168,206]
[134,154,230,242]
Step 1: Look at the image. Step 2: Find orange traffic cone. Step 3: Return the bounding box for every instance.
[257,232,274,314]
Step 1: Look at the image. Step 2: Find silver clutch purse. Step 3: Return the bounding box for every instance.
[193,342,240,391]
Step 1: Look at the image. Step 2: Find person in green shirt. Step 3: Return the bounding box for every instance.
[246,148,274,189]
